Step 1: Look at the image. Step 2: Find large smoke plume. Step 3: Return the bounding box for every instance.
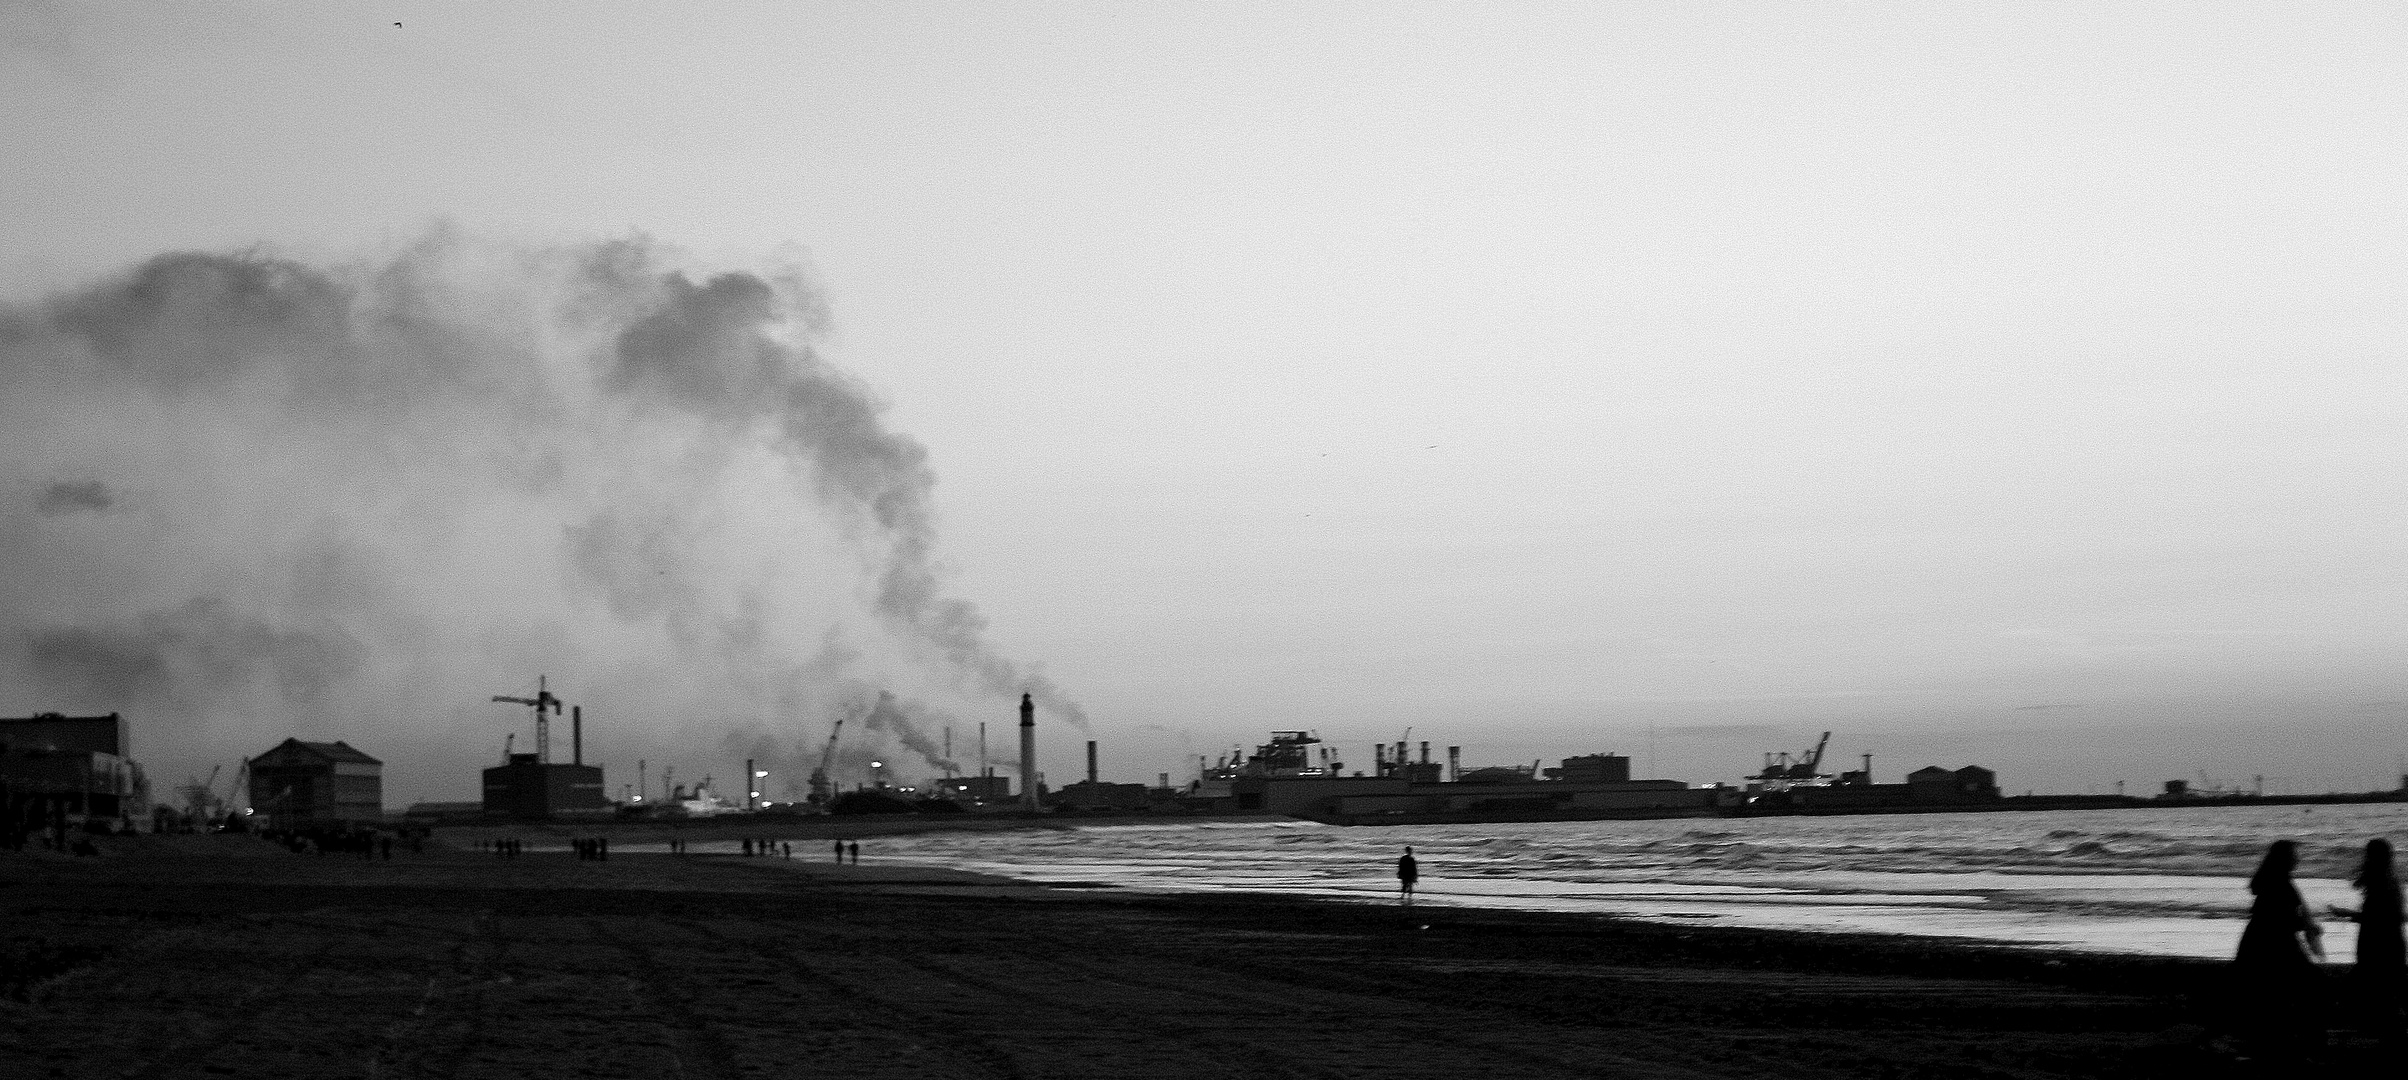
[0,234,1083,795]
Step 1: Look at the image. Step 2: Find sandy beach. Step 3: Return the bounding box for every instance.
[0,833,2375,1079]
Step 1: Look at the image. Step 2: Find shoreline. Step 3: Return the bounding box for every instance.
[4,837,2384,1076]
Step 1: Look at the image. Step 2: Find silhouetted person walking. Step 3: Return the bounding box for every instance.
[1397,846,1419,903]
[2331,838,2404,1042]
[2235,840,2327,1058]
[848,841,859,864]
[833,839,844,862]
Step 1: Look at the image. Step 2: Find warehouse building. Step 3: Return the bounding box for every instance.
[248,739,385,827]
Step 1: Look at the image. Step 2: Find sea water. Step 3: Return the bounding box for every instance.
[859,802,2408,960]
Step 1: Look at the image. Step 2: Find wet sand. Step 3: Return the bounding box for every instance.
[0,834,2371,1078]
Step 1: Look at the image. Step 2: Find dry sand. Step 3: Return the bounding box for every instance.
[0,833,2371,1078]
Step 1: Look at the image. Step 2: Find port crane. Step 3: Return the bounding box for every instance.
[806,709,847,805]
[1748,731,1834,792]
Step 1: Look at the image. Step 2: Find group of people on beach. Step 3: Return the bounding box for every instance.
[2234,838,2402,1056]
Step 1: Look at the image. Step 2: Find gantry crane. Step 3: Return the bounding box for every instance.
[1748,731,1834,791]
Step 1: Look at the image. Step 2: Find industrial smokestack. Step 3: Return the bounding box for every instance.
[572,705,582,766]
[1018,693,1037,811]
[1448,746,1460,783]
[1086,740,1098,784]
[1419,741,1429,765]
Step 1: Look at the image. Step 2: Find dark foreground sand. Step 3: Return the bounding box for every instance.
[0,835,2376,1079]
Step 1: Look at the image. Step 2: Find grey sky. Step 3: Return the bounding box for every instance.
[3,2,2403,802]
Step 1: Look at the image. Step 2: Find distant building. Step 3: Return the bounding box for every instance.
[1777,763,2002,811]
[1049,780,1153,811]
[248,739,384,826]
[1903,765,2000,801]
[1543,754,1632,783]
[481,753,607,819]
[0,712,143,825]
[1455,765,1537,784]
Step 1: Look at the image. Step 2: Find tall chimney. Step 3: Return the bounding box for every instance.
[572,705,583,766]
[1086,740,1098,784]
[1448,746,1460,782]
[1018,693,1038,811]
[1419,741,1430,765]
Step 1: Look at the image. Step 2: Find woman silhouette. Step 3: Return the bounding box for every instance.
[2329,838,2403,1041]
[2235,840,2326,1056]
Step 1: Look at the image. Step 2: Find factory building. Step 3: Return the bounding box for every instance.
[1,712,144,837]
[247,738,384,827]
[1543,754,1631,783]
[935,775,1013,802]
[1051,738,1154,811]
[482,754,608,819]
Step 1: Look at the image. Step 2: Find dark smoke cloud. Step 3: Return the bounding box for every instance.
[856,689,958,774]
[36,479,112,515]
[25,596,362,712]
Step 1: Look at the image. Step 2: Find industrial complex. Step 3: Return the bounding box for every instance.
[16,678,2406,845]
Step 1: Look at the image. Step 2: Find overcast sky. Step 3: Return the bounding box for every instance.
[4,2,2404,804]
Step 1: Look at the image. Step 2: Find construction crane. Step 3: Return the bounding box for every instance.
[215,758,251,816]
[806,708,848,806]
[491,675,563,763]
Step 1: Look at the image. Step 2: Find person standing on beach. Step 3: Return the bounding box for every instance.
[2234,840,2327,1057]
[1397,847,1419,902]
[834,839,845,862]
[2329,838,2404,1040]
[848,841,860,864]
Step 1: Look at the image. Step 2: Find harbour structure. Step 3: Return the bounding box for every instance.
[1744,764,2000,810]
[1745,731,1833,793]
[1200,731,1723,822]
[0,712,144,838]
[247,738,383,827]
